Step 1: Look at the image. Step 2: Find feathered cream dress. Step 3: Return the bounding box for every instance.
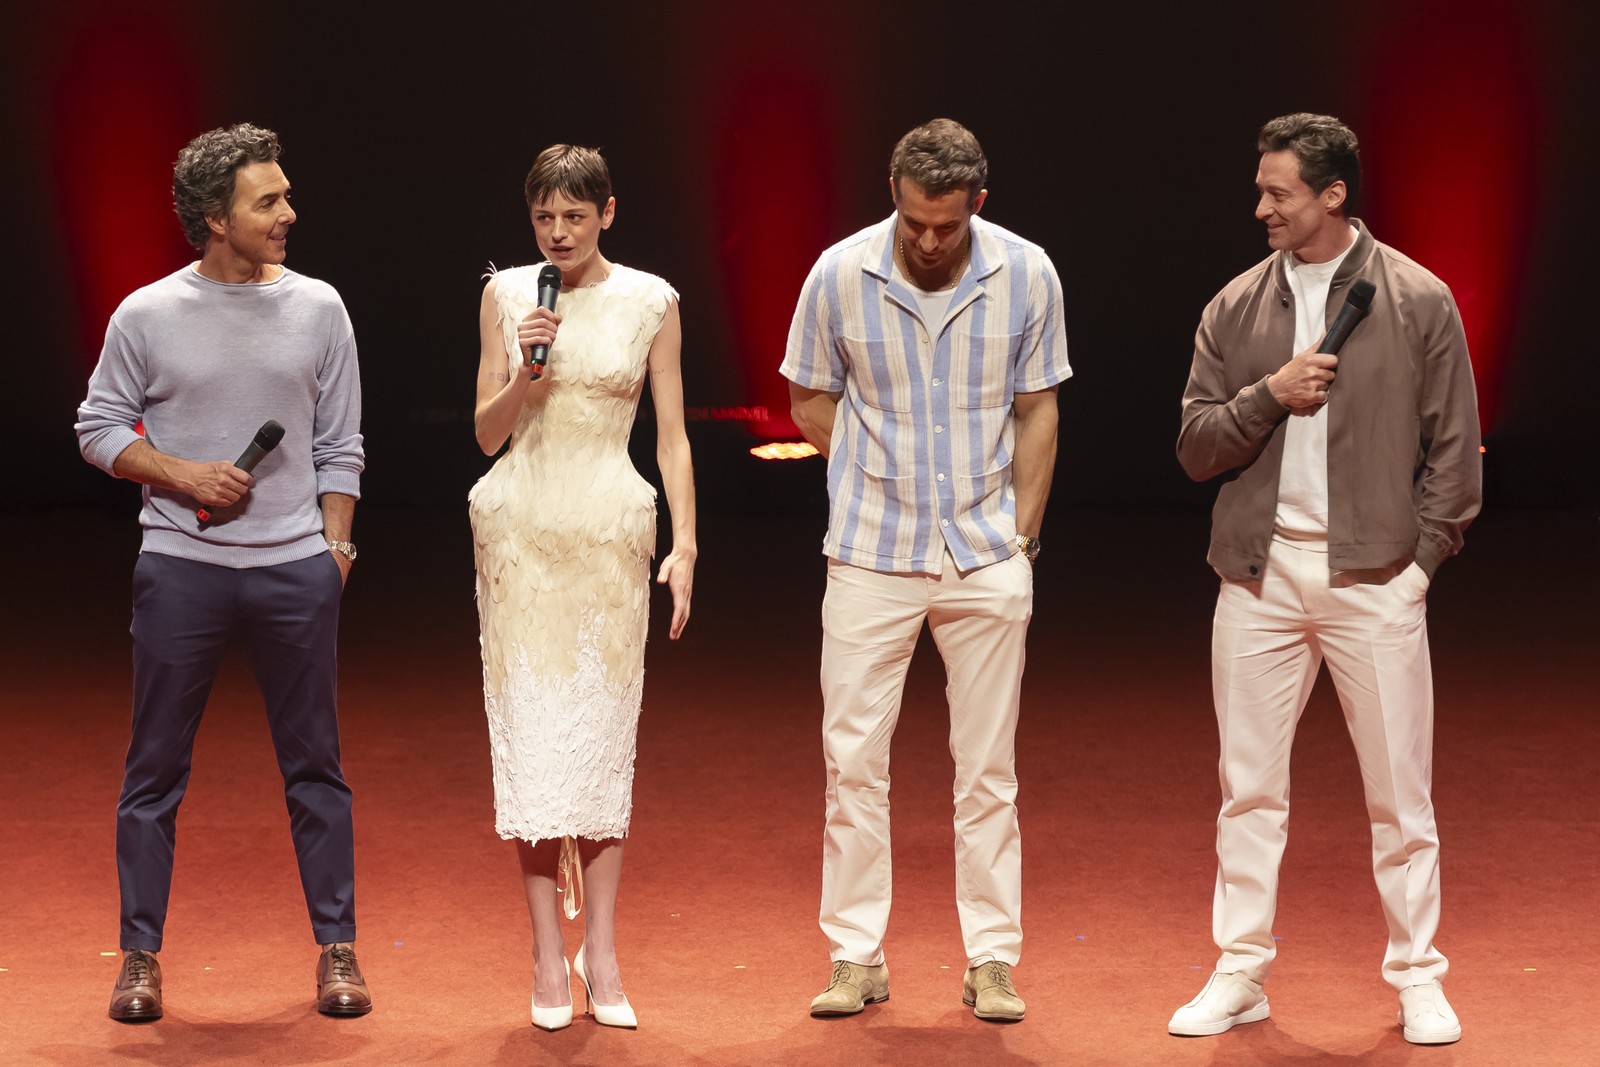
[470,263,677,844]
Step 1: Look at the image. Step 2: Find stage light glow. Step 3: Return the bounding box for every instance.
[749,442,819,461]
[48,12,201,374]
[1363,3,1542,433]
[710,67,837,442]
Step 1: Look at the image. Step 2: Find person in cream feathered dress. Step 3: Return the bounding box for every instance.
[469,145,695,1031]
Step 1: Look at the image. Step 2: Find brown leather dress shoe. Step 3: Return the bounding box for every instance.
[316,943,373,1016]
[109,949,163,1022]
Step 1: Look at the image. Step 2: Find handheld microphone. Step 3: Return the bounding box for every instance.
[196,419,285,524]
[1318,279,1377,355]
[529,263,562,377]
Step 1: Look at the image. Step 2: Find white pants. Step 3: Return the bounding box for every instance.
[1210,537,1448,989]
[818,551,1033,968]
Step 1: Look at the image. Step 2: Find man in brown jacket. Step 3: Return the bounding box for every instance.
[1169,113,1480,1046]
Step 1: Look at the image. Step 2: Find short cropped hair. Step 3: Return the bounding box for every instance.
[890,118,988,201]
[1257,113,1361,215]
[523,145,612,211]
[172,123,282,250]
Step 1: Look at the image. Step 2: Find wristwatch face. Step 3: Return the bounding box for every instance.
[330,541,357,562]
[1017,536,1040,562]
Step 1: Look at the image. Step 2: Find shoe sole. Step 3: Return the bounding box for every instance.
[1168,1001,1270,1036]
[962,993,1024,1022]
[810,992,889,1017]
[1401,1012,1461,1044]
[318,1003,373,1017]
[1402,1027,1461,1045]
[109,1006,162,1023]
[972,1007,1025,1022]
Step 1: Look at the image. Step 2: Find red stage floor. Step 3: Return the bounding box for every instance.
[1,506,1595,1065]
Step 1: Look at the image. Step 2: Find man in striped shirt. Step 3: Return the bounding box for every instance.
[782,118,1071,1024]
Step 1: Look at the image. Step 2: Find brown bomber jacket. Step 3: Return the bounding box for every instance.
[1177,220,1482,582]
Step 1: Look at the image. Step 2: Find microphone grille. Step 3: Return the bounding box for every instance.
[1347,278,1376,311]
[256,419,286,450]
[537,264,563,288]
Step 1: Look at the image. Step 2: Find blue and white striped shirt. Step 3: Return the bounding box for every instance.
[782,214,1071,574]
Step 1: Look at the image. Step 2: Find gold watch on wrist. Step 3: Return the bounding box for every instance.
[1015,534,1040,562]
[327,540,358,563]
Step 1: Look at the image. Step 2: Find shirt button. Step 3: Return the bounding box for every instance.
[934,425,944,433]
[932,378,942,387]
[937,473,945,481]
[941,519,950,527]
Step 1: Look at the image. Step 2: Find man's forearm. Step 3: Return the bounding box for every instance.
[112,438,197,494]
[320,492,356,543]
[1011,391,1059,536]
[790,386,840,458]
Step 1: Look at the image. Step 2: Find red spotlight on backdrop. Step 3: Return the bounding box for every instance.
[1362,4,1542,434]
[712,73,838,441]
[49,12,201,375]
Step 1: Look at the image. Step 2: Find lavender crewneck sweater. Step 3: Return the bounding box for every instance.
[76,265,363,569]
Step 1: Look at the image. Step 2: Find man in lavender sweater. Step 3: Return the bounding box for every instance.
[76,123,371,1021]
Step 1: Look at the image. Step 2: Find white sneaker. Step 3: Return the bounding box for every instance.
[1168,971,1270,1036]
[1399,981,1461,1044]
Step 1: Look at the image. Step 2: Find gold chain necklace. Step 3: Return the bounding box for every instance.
[898,236,968,291]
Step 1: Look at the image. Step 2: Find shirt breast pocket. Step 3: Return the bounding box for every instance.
[950,333,1019,460]
[839,335,911,412]
[949,332,1021,412]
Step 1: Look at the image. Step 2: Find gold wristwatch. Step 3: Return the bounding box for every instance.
[327,540,358,563]
[1015,535,1040,562]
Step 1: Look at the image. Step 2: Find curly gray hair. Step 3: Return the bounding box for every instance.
[172,123,282,250]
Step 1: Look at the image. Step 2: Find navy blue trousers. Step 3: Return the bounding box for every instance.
[119,551,356,950]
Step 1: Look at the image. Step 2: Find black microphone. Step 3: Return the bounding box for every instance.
[529,263,562,376]
[1318,279,1377,354]
[197,419,285,524]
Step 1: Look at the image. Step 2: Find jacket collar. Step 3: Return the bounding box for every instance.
[1271,217,1377,295]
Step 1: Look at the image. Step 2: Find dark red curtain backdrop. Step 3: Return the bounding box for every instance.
[10,0,1592,511]
[1361,1,1547,433]
[47,8,204,375]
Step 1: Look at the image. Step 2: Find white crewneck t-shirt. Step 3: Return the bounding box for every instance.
[1275,228,1357,539]
[896,262,960,329]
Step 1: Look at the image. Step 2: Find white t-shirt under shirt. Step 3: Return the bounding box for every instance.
[1274,228,1357,539]
[897,263,959,329]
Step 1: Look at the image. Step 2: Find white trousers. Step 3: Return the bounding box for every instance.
[818,551,1033,968]
[1210,537,1448,989]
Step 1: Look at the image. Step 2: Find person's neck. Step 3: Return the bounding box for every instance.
[1292,221,1357,266]
[195,249,281,284]
[899,237,968,292]
[560,255,613,290]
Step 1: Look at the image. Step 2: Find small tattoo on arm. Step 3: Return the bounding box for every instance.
[493,372,509,382]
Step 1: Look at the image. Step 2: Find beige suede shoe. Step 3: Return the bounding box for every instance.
[809,960,889,1016]
[963,960,1025,1022]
